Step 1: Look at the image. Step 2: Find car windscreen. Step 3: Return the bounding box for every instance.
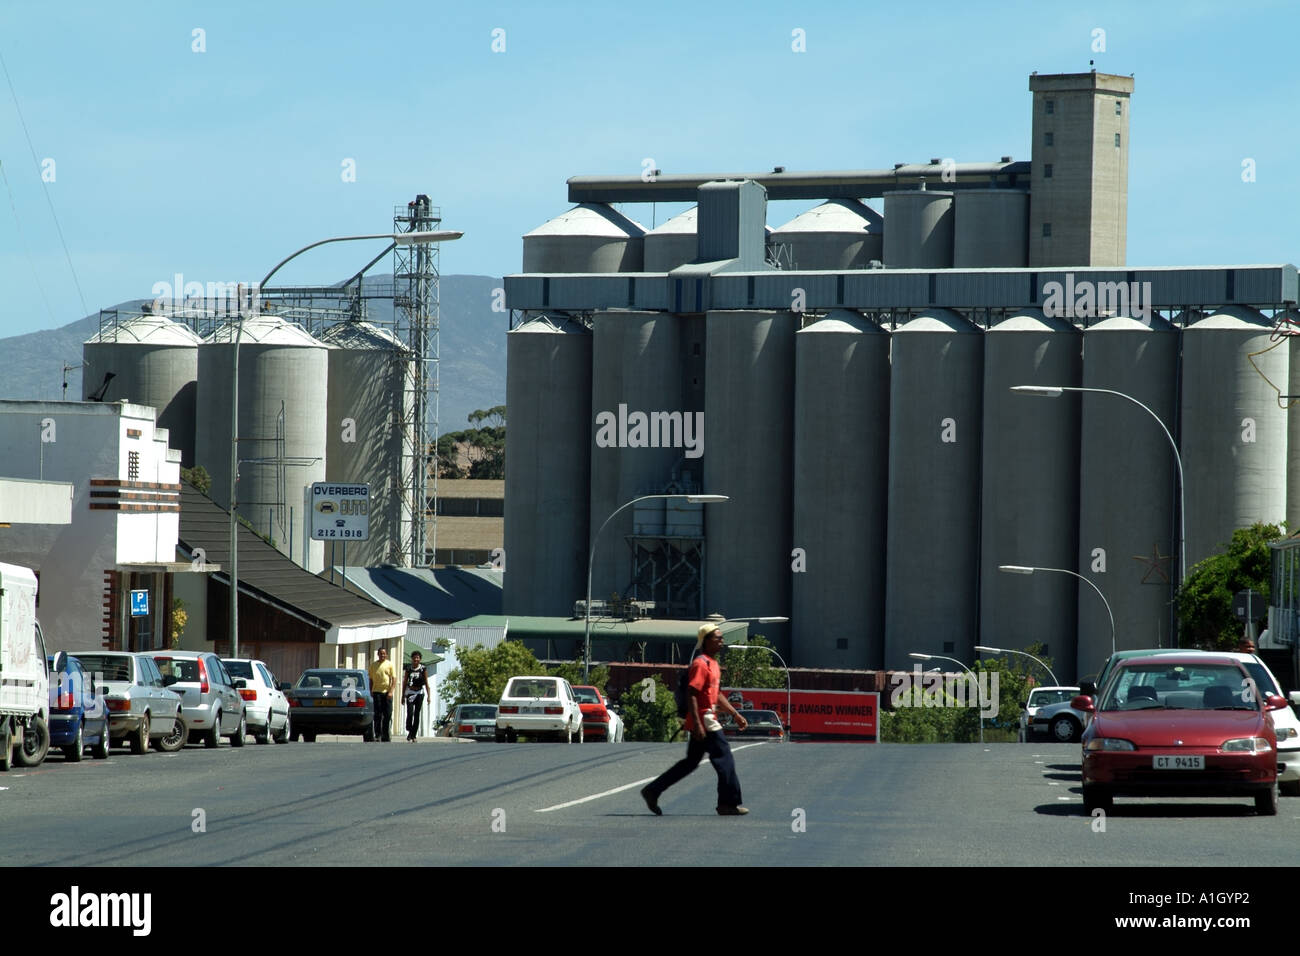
[1100,663,1257,712]
[298,671,363,689]
[459,706,497,720]
[74,655,132,682]
[223,661,255,679]
[154,657,201,682]
[505,679,557,698]
[1030,690,1077,707]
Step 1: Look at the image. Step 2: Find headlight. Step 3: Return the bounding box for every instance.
[1221,737,1272,753]
[1275,727,1298,741]
[1085,738,1136,751]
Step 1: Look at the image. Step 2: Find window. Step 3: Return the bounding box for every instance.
[1115,99,1122,115]
[1044,131,1054,147]
[1044,163,1053,179]
[1042,222,1052,238]
[1045,99,1055,114]
[128,450,140,480]
[1115,133,1121,147]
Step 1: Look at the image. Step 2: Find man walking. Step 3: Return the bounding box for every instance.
[403,651,432,742]
[369,647,396,742]
[642,623,749,816]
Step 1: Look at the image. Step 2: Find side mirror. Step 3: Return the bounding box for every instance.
[1071,695,1095,713]
[1019,700,1028,709]
[1079,681,1097,697]
[1264,693,1289,711]
[278,682,292,692]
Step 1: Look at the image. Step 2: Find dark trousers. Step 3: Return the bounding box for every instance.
[405,692,424,738]
[373,693,392,741]
[645,730,743,808]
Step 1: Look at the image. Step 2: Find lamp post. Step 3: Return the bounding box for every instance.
[723,641,792,742]
[909,652,984,744]
[228,230,462,657]
[974,644,1060,687]
[583,494,727,680]
[998,564,1116,657]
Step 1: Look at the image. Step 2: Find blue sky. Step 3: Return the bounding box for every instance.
[1,0,1297,337]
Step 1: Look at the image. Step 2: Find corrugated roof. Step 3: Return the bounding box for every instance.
[524,203,646,239]
[772,198,884,234]
[85,314,203,346]
[318,320,405,350]
[451,615,749,643]
[336,566,503,622]
[204,314,329,347]
[178,483,403,629]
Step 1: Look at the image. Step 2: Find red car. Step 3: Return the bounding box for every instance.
[1077,654,1285,816]
[572,685,622,742]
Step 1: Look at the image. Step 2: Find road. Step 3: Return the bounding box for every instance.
[2,739,1296,866]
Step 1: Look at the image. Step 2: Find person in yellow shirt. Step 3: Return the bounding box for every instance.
[368,647,397,742]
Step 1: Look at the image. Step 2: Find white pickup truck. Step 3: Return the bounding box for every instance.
[0,562,50,771]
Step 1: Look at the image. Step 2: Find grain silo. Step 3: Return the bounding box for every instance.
[319,320,409,569]
[770,199,884,270]
[1077,316,1179,670]
[1285,311,1300,534]
[703,310,796,659]
[503,315,592,617]
[1180,306,1288,567]
[952,189,1029,267]
[792,311,889,669]
[883,188,954,268]
[522,204,646,273]
[195,314,330,572]
[644,207,699,272]
[884,308,984,670]
[588,311,686,602]
[83,313,201,466]
[979,309,1083,679]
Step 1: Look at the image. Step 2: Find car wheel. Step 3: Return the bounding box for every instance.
[302,731,317,743]
[204,712,222,749]
[1082,785,1112,814]
[129,714,150,756]
[154,715,186,753]
[256,720,272,745]
[90,727,109,760]
[273,716,290,744]
[14,714,50,767]
[229,713,247,747]
[1050,715,1080,743]
[64,720,85,762]
[1280,779,1300,797]
[0,722,10,772]
[1256,785,1279,816]
[577,722,584,744]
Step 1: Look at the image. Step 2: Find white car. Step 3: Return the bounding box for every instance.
[222,658,290,744]
[496,675,585,743]
[1020,686,1081,742]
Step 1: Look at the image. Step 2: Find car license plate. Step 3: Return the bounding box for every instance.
[524,706,542,714]
[1153,755,1204,769]
[314,699,337,707]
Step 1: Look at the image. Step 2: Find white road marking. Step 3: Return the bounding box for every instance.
[1048,781,1060,786]
[1057,796,1073,801]
[535,741,769,812]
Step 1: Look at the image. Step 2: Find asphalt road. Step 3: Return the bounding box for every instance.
[3,738,1297,866]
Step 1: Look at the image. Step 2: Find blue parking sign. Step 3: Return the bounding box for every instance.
[130,589,149,617]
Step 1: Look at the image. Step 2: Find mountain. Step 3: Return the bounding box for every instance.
[0,275,508,433]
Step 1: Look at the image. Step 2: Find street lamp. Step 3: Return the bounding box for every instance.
[998,564,1116,657]
[908,652,984,744]
[228,230,462,656]
[583,494,728,679]
[724,642,792,742]
[974,644,1059,686]
[1010,384,1185,592]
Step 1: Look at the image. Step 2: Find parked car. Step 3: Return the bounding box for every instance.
[1020,686,1081,742]
[496,676,584,743]
[722,709,785,739]
[285,669,375,741]
[442,704,499,741]
[222,658,290,744]
[46,652,110,761]
[75,652,186,754]
[152,651,247,748]
[0,563,49,771]
[572,685,623,742]
[1078,654,1283,815]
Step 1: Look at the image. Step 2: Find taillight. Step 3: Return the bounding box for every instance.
[499,705,518,714]
[197,658,209,694]
[770,729,782,737]
[105,698,130,712]
[57,687,74,710]
[544,706,563,715]
[349,696,366,708]
[288,698,301,708]
[458,724,473,734]
[239,689,257,701]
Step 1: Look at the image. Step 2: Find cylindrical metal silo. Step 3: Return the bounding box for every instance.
[884,308,984,670]
[770,199,884,270]
[644,207,698,272]
[522,203,646,273]
[1180,306,1288,569]
[588,310,686,604]
[703,310,797,659]
[952,189,1029,268]
[195,314,330,572]
[1285,312,1300,534]
[83,313,201,466]
[503,315,592,618]
[793,311,889,669]
[883,188,954,269]
[1077,316,1179,675]
[979,309,1083,680]
[319,320,409,570]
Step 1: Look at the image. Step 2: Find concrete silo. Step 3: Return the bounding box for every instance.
[883,188,954,269]
[953,189,1029,268]
[83,313,201,466]
[319,320,409,570]
[703,310,797,659]
[792,311,889,669]
[979,309,1083,680]
[1285,312,1300,534]
[503,315,592,618]
[522,204,646,273]
[195,314,330,572]
[770,199,884,270]
[644,207,698,272]
[884,308,984,670]
[1077,316,1179,672]
[588,311,687,602]
[1180,306,1288,568]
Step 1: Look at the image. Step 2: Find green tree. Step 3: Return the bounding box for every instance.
[438,406,506,480]
[719,634,785,689]
[180,465,211,495]
[1177,522,1281,649]
[616,674,681,742]
[439,640,541,707]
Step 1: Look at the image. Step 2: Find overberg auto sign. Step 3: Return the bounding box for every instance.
[310,482,370,540]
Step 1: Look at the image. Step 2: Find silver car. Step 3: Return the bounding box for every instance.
[74,653,186,754]
[151,651,247,748]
